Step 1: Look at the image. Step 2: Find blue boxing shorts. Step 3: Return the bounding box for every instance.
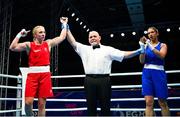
[142,68,168,99]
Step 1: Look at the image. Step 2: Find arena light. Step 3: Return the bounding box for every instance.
[76,18,79,21]
[166,28,171,32]
[121,33,125,37]
[67,8,70,11]
[83,25,86,29]
[144,30,147,34]
[86,29,90,32]
[110,34,114,38]
[71,13,75,17]
[132,32,136,35]
[80,22,83,25]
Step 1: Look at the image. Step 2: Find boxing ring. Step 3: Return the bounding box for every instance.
[0,69,180,116]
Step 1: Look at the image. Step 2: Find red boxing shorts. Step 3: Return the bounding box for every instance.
[25,72,54,98]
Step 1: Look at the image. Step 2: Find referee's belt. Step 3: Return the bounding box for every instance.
[86,74,109,78]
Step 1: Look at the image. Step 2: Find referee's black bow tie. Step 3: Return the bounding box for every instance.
[92,45,100,49]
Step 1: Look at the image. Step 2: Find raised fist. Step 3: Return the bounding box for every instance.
[140,36,147,44]
[20,29,30,37]
[60,17,68,24]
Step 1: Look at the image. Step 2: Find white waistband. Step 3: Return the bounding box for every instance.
[144,64,164,70]
[29,66,50,73]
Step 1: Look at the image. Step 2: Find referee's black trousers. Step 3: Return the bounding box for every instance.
[84,75,111,116]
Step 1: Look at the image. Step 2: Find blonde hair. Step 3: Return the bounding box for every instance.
[32,25,44,37]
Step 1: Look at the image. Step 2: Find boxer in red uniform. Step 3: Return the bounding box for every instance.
[9,17,68,116]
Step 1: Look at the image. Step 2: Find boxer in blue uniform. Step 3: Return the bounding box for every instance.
[139,27,170,116]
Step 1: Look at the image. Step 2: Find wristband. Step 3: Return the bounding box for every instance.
[140,48,145,54]
[16,33,22,39]
[139,41,145,54]
[61,23,69,30]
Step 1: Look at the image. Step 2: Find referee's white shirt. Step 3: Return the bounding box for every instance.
[75,42,125,74]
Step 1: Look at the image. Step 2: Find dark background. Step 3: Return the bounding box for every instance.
[6,0,180,87]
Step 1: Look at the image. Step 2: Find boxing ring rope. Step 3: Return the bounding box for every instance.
[51,70,180,78]
[1,97,180,102]
[0,69,180,115]
[31,108,180,112]
[52,83,180,90]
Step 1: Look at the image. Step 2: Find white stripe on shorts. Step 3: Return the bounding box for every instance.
[29,66,50,73]
[144,64,164,70]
